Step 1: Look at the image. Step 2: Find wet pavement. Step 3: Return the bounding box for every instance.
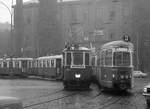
[0,78,149,109]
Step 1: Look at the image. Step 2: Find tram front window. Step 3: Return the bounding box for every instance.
[73,52,83,65]
[113,52,130,66]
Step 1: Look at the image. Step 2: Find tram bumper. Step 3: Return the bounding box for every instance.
[113,79,132,90]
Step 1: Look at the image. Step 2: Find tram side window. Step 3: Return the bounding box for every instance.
[66,53,71,65]
[101,51,105,66]
[15,61,19,68]
[22,61,27,68]
[29,61,32,68]
[9,61,13,68]
[3,62,7,68]
[32,61,34,68]
[47,60,50,68]
[105,50,112,66]
[36,60,38,68]
[97,57,100,66]
[43,60,46,68]
[51,60,55,68]
[91,57,95,66]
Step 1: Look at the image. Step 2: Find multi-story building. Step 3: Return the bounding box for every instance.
[13,0,150,72]
[14,0,63,57]
[58,0,133,49]
[22,1,39,57]
[13,0,24,57]
[38,0,63,56]
[13,0,39,57]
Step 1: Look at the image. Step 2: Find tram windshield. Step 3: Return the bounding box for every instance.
[73,52,83,65]
[113,52,130,66]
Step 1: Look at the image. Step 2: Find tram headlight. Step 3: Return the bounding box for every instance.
[75,74,81,78]
[112,74,115,78]
[143,87,147,93]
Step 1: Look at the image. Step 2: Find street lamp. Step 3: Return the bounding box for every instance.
[0,0,13,55]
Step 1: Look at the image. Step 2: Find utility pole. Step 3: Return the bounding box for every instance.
[0,0,13,56]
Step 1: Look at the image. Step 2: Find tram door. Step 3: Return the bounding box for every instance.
[56,59,61,77]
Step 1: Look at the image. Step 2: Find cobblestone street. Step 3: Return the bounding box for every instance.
[0,78,149,109]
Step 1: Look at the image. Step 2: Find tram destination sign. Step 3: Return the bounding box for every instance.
[115,47,129,52]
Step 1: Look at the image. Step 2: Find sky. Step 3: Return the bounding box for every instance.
[0,0,31,23]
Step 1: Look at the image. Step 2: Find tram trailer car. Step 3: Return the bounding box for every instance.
[94,40,134,91]
[36,55,63,79]
[62,45,92,89]
[0,58,33,78]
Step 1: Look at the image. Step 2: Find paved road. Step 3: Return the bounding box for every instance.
[0,78,149,109]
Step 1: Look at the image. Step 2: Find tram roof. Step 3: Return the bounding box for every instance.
[63,47,90,51]
[0,57,33,61]
[101,40,134,50]
[37,55,63,60]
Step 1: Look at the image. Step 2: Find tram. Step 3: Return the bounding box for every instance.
[36,55,63,79]
[0,57,33,77]
[62,44,92,89]
[94,39,134,91]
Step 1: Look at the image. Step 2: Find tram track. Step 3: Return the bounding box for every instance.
[23,84,102,109]
[23,90,77,108]
[97,90,140,109]
[23,84,137,109]
[23,89,64,101]
[98,96,122,109]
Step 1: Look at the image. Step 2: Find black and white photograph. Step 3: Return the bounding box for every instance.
[0,0,149,109]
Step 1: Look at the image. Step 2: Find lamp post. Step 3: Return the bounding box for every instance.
[0,0,13,55]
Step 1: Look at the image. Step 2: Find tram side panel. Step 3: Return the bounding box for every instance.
[37,56,63,79]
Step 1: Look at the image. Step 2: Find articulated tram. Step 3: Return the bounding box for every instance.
[94,40,134,91]
[62,44,92,89]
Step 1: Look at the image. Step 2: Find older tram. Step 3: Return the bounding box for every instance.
[62,44,92,89]
[94,40,134,91]
[36,55,63,79]
[0,57,33,77]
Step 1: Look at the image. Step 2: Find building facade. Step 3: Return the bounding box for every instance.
[38,0,63,56]
[22,2,39,57]
[14,0,63,57]
[59,0,150,72]
[58,0,133,49]
[13,0,150,72]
